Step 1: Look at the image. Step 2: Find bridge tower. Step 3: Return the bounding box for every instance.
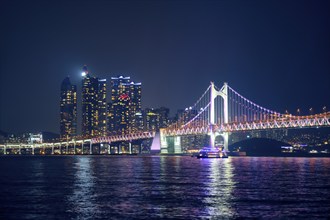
[210,82,229,151]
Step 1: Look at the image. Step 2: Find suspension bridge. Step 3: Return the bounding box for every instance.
[159,82,330,153]
[1,82,329,155]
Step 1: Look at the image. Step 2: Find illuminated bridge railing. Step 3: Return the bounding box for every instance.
[161,125,211,137]
[161,113,330,137]
[218,113,330,132]
[0,131,156,155]
[91,131,155,144]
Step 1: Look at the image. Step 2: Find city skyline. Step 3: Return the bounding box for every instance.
[61,67,172,137]
[1,0,330,134]
[1,1,330,219]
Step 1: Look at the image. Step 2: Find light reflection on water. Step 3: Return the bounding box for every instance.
[67,157,98,219]
[0,156,330,219]
[204,159,235,218]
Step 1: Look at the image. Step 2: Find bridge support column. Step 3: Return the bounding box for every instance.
[89,142,92,155]
[3,145,6,155]
[209,82,228,148]
[73,142,76,155]
[51,144,54,155]
[108,143,111,155]
[210,130,216,148]
[19,144,22,155]
[160,130,168,154]
[66,142,68,155]
[174,136,182,154]
[160,136,168,154]
[221,132,229,152]
[82,140,84,154]
[129,142,132,154]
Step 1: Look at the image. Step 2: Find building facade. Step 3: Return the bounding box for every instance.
[98,79,107,136]
[155,107,170,128]
[82,65,107,137]
[60,77,77,139]
[144,108,160,131]
[108,76,142,135]
[142,107,170,131]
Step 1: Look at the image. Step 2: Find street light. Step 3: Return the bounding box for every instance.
[309,107,313,115]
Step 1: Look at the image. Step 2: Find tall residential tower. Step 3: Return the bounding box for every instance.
[60,77,77,139]
[108,76,142,135]
[81,65,107,137]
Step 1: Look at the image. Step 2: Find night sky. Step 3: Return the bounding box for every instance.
[1,0,329,134]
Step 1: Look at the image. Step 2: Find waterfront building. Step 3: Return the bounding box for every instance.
[142,107,170,131]
[135,111,144,131]
[144,108,160,131]
[175,108,198,125]
[82,65,107,137]
[5,132,43,144]
[155,107,170,128]
[181,135,209,152]
[60,77,77,139]
[108,76,142,135]
[98,79,107,136]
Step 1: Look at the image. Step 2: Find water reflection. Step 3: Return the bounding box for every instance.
[1,156,330,219]
[203,158,235,218]
[67,156,97,219]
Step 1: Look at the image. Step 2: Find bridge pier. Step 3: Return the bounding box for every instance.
[159,135,182,154]
[210,130,216,148]
[221,132,229,152]
[174,136,182,154]
[82,140,84,154]
[160,132,168,154]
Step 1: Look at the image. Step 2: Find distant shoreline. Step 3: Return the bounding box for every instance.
[1,153,330,158]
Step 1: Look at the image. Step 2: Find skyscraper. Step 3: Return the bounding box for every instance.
[108,76,142,135]
[155,107,170,128]
[144,108,160,131]
[60,77,77,139]
[98,79,107,136]
[81,65,107,137]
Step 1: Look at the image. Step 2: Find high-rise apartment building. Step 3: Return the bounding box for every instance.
[175,108,198,125]
[98,79,107,136]
[155,107,170,128]
[108,76,142,135]
[60,77,77,139]
[144,108,160,131]
[143,107,170,131]
[81,65,107,137]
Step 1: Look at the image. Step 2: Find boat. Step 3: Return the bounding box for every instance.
[196,147,228,158]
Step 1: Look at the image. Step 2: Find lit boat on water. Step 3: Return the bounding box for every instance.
[197,147,228,158]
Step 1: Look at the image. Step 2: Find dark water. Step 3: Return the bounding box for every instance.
[0,156,330,219]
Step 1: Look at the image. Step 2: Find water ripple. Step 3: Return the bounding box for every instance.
[0,156,330,219]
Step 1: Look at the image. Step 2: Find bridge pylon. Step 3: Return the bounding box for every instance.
[210,82,229,151]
